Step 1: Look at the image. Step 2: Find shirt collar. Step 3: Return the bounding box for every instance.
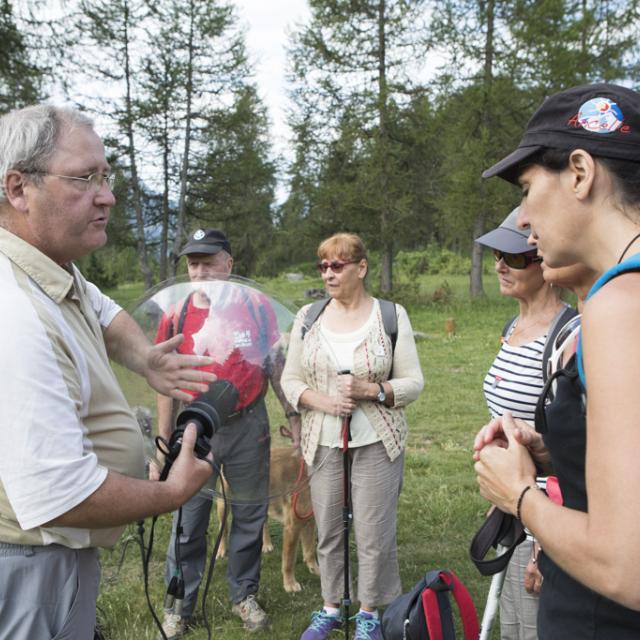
[0,227,74,303]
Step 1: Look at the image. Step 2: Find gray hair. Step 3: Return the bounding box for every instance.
[0,105,94,201]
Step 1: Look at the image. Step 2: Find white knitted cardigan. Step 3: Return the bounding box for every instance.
[281,300,424,466]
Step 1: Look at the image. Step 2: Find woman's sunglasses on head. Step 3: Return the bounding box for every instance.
[316,260,359,274]
[493,249,542,269]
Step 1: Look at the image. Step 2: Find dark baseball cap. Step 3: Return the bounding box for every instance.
[483,83,640,183]
[475,208,531,253]
[179,228,232,257]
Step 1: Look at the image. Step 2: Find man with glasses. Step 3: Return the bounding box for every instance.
[0,104,217,639]
[155,228,301,638]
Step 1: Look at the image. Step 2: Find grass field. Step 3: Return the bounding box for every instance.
[98,273,520,639]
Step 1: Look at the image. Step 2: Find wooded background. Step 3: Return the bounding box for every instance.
[3,0,639,295]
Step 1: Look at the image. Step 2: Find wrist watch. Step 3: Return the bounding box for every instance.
[376,383,386,403]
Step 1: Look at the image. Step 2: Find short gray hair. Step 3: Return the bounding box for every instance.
[0,105,94,201]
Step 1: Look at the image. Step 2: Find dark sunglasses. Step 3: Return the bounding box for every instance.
[493,249,542,269]
[316,260,359,274]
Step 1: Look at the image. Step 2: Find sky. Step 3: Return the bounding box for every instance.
[233,0,311,162]
[25,0,309,169]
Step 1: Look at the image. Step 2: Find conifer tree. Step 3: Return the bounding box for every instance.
[0,0,43,113]
[287,0,428,293]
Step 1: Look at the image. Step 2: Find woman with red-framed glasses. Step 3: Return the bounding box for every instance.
[473,83,640,639]
[475,207,571,640]
[282,232,423,640]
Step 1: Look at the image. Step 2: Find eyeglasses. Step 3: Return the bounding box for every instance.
[316,260,359,274]
[493,249,542,269]
[29,171,115,191]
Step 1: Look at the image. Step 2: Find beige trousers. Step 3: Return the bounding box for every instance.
[309,442,404,607]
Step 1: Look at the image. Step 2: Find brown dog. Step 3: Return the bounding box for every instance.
[216,447,320,592]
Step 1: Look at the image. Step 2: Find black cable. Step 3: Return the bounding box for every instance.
[116,526,137,573]
[171,507,185,617]
[140,435,186,640]
[175,507,183,571]
[139,517,169,640]
[140,438,222,639]
[200,473,230,640]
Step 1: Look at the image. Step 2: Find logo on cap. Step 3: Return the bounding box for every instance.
[193,229,205,240]
[576,97,624,134]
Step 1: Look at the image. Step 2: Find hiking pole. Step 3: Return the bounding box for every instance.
[341,412,352,640]
[479,545,507,640]
[338,370,353,640]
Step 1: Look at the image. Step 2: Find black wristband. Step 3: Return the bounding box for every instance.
[286,411,301,418]
[516,485,537,521]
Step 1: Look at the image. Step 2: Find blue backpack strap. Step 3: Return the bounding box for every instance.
[577,253,640,388]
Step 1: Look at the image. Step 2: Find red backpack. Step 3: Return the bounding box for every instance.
[381,569,479,640]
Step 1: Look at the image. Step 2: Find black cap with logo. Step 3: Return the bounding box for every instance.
[483,83,640,183]
[179,228,232,257]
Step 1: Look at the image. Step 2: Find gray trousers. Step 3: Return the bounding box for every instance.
[0,542,100,640]
[309,442,404,607]
[500,539,539,640]
[164,401,270,617]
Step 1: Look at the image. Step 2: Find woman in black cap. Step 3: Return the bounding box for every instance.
[473,83,640,638]
[475,208,570,640]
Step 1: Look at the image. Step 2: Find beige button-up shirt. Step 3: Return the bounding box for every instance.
[0,228,144,548]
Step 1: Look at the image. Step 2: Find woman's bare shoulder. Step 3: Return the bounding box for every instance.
[585,271,640,319]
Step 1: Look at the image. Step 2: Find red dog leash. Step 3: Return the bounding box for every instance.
[279,425,314,521]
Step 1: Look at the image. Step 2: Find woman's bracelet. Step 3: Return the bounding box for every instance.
[516,484,539,521]
[285,411,301,418]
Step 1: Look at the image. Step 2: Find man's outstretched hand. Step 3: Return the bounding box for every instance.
[145,334,216,401]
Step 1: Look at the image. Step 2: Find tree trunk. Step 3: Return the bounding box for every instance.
[470,0,495,298]
[380,238,393,294]
[170,0,195,276]
[159,87,170,281]
[377,0,393,295]
[123,0,153,290]
[470,209,485,297]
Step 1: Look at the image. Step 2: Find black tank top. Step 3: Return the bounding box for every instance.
[535,288,640,638]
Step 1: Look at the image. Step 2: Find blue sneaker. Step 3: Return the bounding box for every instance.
[300,610,343,639]
[353,611,383,640]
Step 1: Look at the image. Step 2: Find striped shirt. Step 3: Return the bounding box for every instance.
[483,332,546,422]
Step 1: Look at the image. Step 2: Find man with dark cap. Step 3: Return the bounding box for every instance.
[156,229,301,638]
